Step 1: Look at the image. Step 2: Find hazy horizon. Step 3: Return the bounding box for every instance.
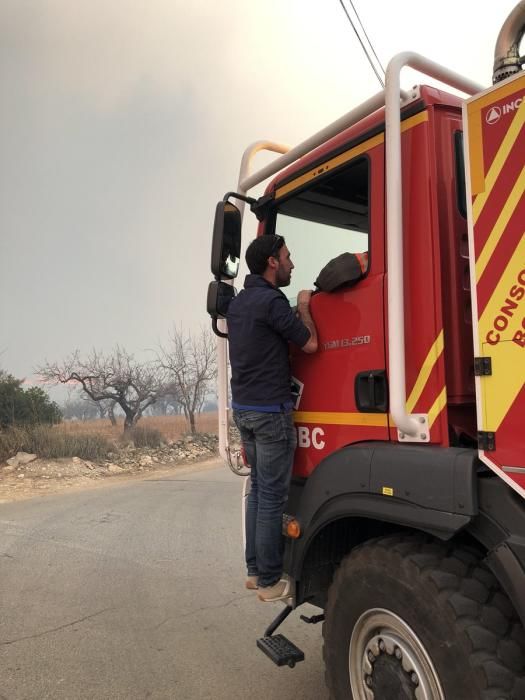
[1,0,517,390]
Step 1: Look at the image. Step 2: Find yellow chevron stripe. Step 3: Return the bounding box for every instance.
[472,99,525,224]
[406,330,444,414]
[428,387,447,429]
[479,233,525,431]
[475,164,525,282]
[275,111,429,200]
[293,411,388,427]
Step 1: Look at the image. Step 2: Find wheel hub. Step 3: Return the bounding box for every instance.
[349,608,445,700]
[364,634,421,697]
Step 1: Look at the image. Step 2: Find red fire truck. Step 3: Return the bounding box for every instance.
[207,3,525,697]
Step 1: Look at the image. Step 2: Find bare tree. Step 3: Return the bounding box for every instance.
[61,387,95,421]
[62,397,97,421]
[147,383,181,416]
[157,327,217,434]
[107,399,118,426]
[61,388,118,423]
[38,346,167,432]
[83,396,120,423]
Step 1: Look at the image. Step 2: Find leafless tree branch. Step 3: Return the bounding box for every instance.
[37,346,168,432]
[157,327,217,434]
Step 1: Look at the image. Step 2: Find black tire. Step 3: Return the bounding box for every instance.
[322,534,525,700]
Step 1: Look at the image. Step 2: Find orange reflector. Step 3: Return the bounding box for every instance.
[286,519,301,539]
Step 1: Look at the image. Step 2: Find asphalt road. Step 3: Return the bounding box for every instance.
[0,460,328,699]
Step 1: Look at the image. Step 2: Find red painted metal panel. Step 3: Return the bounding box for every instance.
[258,88,482,477]
[290,143,388,477]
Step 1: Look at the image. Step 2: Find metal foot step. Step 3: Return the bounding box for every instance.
[256,634,305,668]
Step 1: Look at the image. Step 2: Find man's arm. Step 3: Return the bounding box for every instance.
[297,290,318,354]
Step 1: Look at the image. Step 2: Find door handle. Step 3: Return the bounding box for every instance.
[355,370,388,413]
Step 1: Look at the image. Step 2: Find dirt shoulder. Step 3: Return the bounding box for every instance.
[0,440,224,503]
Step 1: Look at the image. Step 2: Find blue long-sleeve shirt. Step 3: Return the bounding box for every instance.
[227,274,310,410]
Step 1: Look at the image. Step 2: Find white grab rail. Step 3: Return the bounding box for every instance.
[385,52,483,439]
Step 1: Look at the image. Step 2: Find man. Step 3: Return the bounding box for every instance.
[227,234,318,602]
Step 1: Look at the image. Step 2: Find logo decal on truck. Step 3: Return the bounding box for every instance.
[486,106,502,124]
[485,96,524,125]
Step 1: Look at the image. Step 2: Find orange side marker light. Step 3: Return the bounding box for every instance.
[286,519,301,539]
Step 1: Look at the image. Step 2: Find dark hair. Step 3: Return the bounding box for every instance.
[245,235,285,274]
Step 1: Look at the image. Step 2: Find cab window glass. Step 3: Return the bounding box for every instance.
[273,157,369,303]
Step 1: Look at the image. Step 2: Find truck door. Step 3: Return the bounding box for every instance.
[464,71,525,494]
[268,147,388,477]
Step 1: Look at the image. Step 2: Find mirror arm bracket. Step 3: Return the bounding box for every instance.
[212,317,228,339]
[222,191,274,222]
[222,191,257,205]
[250,193,274,221]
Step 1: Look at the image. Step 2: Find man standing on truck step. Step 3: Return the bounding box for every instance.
[227,234,318,602]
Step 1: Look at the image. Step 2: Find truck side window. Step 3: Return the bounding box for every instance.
[454,131,467,219]
[273,157,369,303]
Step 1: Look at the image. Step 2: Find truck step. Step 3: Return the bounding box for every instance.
[256,634,305,668]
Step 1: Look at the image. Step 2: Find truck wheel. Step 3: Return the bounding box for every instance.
[322,534,525,699]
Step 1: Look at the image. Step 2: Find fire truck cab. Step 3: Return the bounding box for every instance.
[207,4,525,698]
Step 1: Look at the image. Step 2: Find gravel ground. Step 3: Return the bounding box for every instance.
[0,435,224,503]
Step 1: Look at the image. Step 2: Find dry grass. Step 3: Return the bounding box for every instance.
[0,413,219,464]
[58,412,218,443]
[0,425,111,462]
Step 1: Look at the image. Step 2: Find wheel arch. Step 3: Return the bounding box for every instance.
[289,505,470,608]
[285,444,525,624]
[286,442,478,603]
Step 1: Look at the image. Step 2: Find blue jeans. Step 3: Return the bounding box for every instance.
[233,409,297,588]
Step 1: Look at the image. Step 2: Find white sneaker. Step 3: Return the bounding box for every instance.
[257,578,293,602]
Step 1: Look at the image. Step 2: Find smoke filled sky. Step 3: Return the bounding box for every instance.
[0,0,518,384]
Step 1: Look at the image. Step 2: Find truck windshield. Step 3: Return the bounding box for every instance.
[273,157,369,303]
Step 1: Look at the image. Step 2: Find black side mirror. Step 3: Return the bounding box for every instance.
[211,201,242,279]
[207,280,236,338]
[207,280,235,318]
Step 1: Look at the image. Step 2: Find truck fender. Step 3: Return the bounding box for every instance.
[286,442,479,577]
